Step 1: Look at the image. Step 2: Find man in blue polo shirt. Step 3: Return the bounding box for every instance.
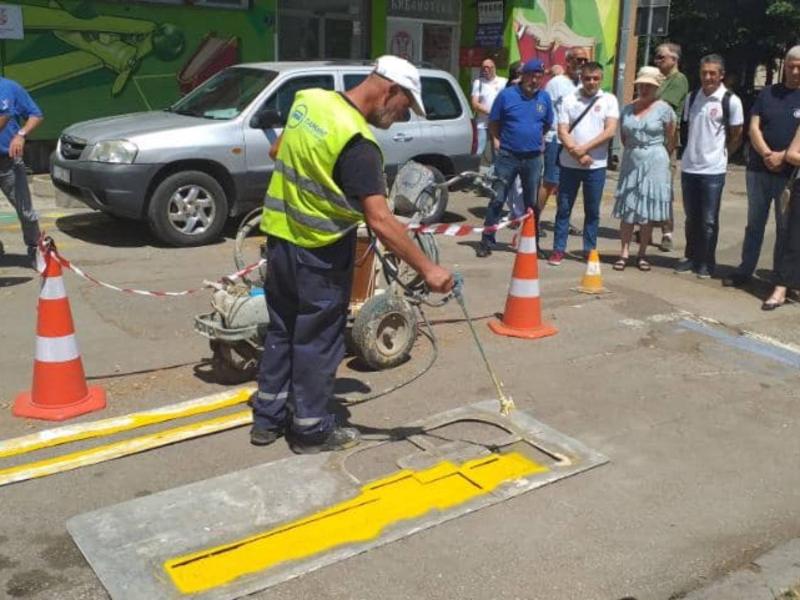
[0,77,44,266]
[477,59,552,257]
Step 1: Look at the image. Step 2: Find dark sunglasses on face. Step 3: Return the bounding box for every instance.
[572,57,588,64]
[654,54,670,60]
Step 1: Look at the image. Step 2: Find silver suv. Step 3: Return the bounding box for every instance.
[50,61,479,246]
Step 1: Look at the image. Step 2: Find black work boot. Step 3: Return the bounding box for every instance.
[288,426,361,455]
[250,426,282,447]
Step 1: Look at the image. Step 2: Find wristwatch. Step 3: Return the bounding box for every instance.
[16,131,26,138]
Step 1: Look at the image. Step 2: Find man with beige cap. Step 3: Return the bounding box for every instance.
[252,55,453,454]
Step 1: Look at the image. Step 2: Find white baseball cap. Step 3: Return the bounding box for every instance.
[373,55,426,117]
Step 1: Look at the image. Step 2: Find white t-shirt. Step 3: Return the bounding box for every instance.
[680,84,744,175]
[544,74,578,143]
[557,89,620,170]
[471,76,508,129]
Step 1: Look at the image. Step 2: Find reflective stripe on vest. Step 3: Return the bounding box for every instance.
[261,89,382,248]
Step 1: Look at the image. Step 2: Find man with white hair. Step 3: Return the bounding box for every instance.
[654,42,689,252]
[725,45,800,287]
[252,56,453,453]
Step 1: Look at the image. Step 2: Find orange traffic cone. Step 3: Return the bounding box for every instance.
[488,212,558,340]
[576,249,607,294]
[13,249,106,421]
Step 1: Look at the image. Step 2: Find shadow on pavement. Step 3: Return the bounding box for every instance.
[55,213,160,248]
[54,213,227,249]
[0,275,33,288]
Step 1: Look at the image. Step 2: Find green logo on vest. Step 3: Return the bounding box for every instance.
[287,104,308,129]
[286,102,328,139]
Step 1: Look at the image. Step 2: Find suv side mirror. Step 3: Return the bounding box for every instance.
[250,109,283,129]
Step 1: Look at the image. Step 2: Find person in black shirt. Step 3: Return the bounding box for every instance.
[725,46,800,287]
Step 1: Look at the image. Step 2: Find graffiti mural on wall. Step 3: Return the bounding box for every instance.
[506,0,620,89]
[4,1,275,139]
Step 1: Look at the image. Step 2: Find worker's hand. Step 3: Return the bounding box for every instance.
[9,135,24,159]
[424,265,454,294]
[578,154,594,167]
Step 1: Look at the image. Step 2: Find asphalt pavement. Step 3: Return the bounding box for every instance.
[0,168,799,600]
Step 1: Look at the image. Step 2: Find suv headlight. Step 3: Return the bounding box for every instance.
[86,140,138,164]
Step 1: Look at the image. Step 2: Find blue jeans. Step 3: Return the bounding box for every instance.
[737,169,790,276]
[482,148,542,245]
[553,166,607,253]
[681,172,726,270]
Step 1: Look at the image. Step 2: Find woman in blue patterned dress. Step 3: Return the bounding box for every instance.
[612,66,676,271]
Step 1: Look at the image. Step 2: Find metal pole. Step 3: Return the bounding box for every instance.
[643,3,654,66]
[611,0,635,165]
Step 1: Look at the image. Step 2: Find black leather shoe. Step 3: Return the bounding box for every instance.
[722,272,750,287]
[250,426,282,446]
[288,426,361,454]
[475,244,492,258]
[673,258,694,274]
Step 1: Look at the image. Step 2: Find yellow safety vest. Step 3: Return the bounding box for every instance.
[261,89,382,248]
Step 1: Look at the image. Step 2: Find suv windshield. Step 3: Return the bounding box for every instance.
[168,68,278,120]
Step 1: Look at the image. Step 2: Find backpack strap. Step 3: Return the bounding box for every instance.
[722,90,732,140]
[684,90,699,121]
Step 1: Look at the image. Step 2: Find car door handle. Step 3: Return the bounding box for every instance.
[392,133,413,142]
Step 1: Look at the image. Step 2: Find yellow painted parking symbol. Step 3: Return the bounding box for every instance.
[165,451,548,594]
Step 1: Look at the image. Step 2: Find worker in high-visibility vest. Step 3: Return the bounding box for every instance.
[252,56,453,454]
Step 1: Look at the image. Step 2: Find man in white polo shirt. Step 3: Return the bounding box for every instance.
[675,53,744,279]
[549,61,619,265]
[471,58,507,159]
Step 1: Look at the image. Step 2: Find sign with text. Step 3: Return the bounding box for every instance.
[387,0,460,23]
[0,4,23,40]
[478,1,504,25]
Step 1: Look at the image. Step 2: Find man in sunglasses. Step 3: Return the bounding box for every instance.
[471,58,507,161]
[654,42,690,252]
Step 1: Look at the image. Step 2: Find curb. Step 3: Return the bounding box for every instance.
[681,539,800,600]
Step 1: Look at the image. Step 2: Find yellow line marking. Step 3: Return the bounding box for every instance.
[165,451,548,594]
[0,388,254,460]
[0,409,252,487]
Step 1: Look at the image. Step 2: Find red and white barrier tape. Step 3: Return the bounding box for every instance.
[35,212,529,298]
[407,212,529,236]
[37,239,265,298]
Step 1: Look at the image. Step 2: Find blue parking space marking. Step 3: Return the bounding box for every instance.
[678,319,800,369]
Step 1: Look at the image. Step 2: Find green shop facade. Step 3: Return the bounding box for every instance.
[1,0,623,154]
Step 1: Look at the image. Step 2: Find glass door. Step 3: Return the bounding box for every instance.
[422,24,456,73]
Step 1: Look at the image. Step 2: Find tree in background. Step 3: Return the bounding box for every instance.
[661,0,800,97]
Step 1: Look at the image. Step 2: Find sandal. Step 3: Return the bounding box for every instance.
[613,258,627,271]
[637,258,651,271]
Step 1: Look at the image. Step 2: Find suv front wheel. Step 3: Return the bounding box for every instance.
[147,170,228,246]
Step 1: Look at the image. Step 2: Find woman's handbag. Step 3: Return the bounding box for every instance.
[780,167,799,216]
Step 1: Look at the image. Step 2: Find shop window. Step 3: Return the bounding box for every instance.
[261,75,335,124]
[421,77,462,121]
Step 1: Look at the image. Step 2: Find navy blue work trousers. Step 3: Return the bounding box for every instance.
[253,232,355,441]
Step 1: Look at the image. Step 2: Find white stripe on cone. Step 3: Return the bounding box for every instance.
[518,236,537,255]
[586,261,601,276]
[509,278,540,298]
[40,276,67,300]
[36,334,80,363]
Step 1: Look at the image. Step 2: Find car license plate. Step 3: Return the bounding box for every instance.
[52,165,70,184]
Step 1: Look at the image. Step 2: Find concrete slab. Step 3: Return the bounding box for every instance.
[67,401,607,600]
